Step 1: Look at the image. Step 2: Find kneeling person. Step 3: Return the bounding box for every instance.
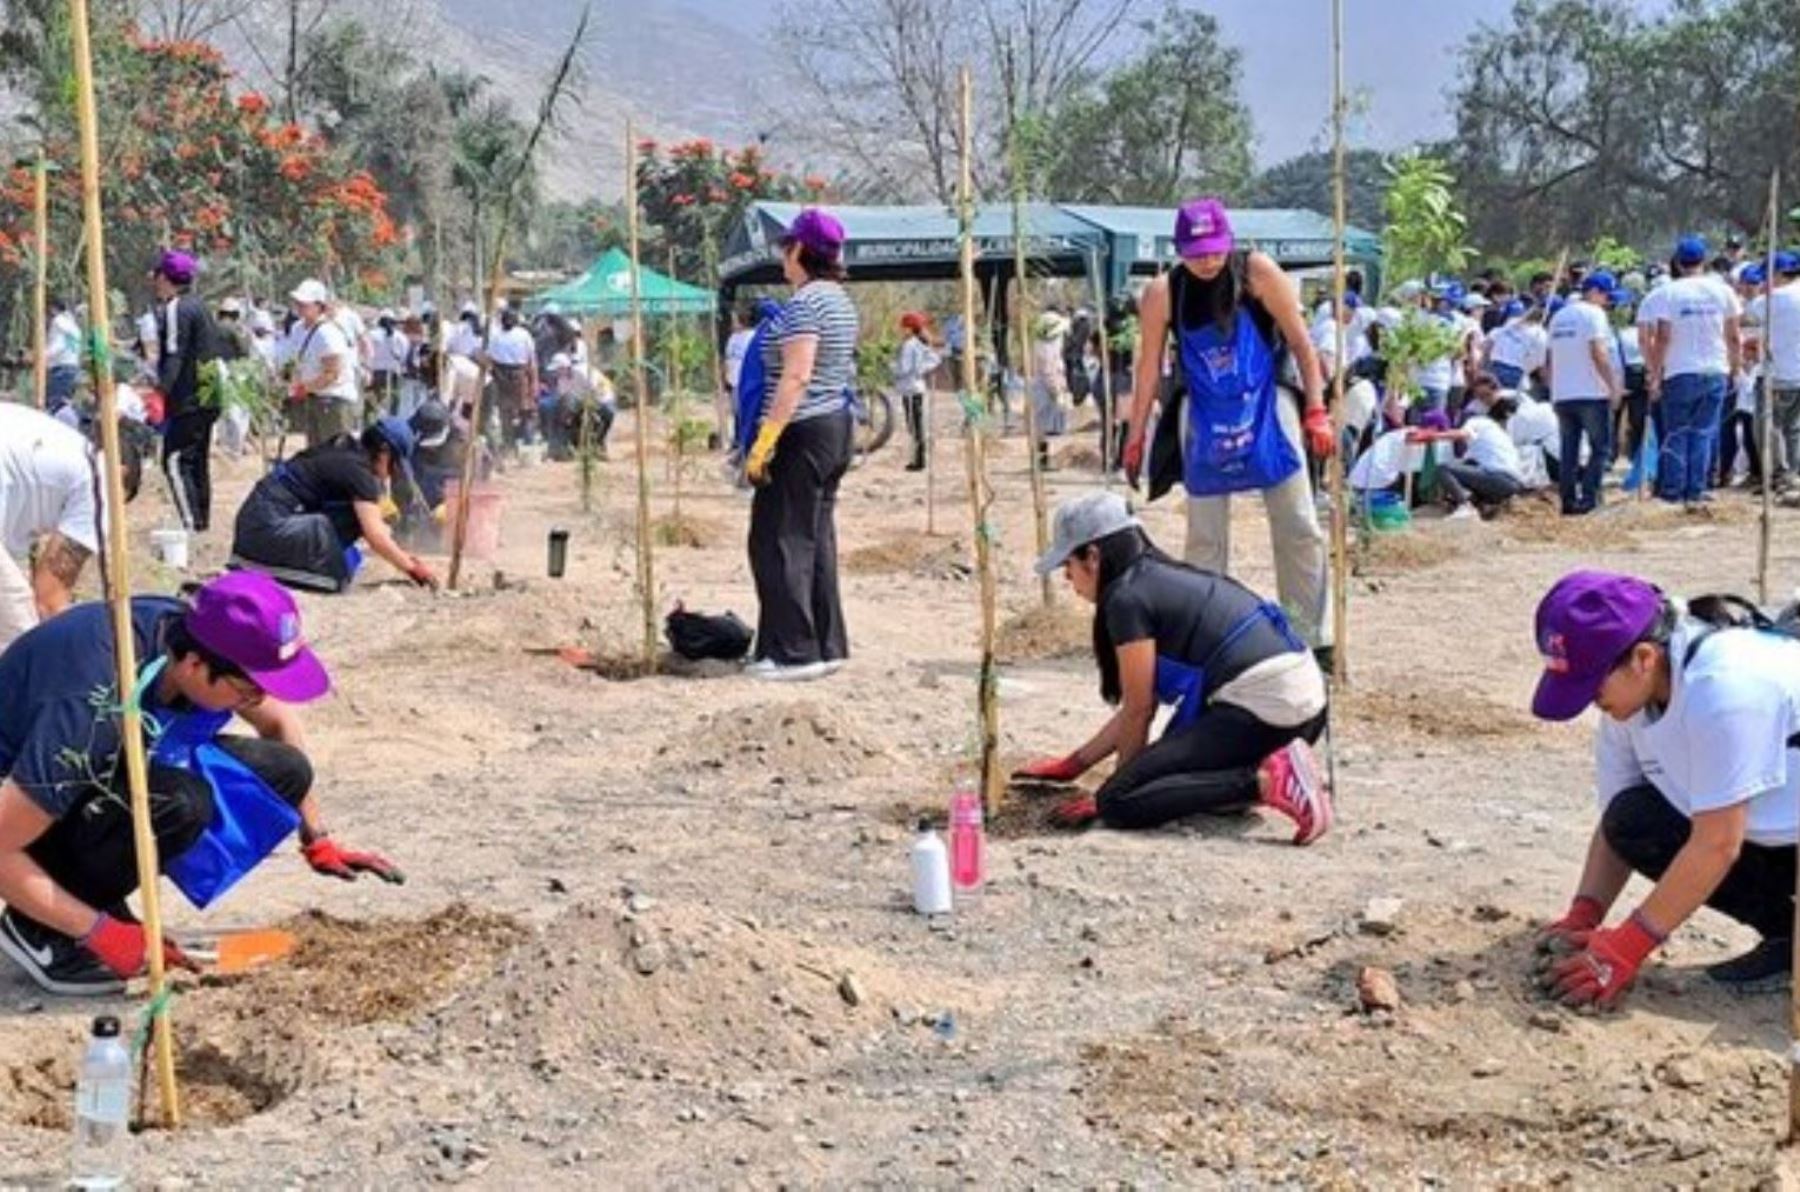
[230,417,439,593]
[0,572,401,996]
[1532,572,1800,1007]
[1015,492,1333,840]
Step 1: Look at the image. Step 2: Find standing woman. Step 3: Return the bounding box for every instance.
[1122,198,1337,657]
[1015,492,1332,839]
[894,311,940,473]
[743,208,859,681]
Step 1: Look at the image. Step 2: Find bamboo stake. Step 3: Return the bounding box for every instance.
[1087,245,1115,489]
[1327,0,1350,686]
[958,66,1003,816]
[31,155,48,410]
[69,0,181,1126]
[445,229,507,591]
[1759,169,1779,609]
[926,366,938,535]
[1004,61,1052,608]
[626,122,658,668]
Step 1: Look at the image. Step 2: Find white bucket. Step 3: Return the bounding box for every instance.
[150,528,189,569]
[518,442,547,467]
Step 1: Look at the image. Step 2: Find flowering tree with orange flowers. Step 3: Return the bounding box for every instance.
[634,138,815,282]
[0,17,400,305]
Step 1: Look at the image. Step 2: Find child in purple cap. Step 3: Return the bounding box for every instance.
[1120,196,1340,665]
[150,247,224,534]
[0,572,402,996]
[1530,570,1800,1007]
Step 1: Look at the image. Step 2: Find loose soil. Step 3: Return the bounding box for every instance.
[994,600,1091,663]
[840,533,970,579]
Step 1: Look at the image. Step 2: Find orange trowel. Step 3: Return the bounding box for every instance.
[178,927,299,975]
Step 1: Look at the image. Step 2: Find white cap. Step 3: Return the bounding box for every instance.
[548,353,572,371]
[379,307,396,321]
[219,296,243,315]
[250,310,275,333]
[291,278,329,305]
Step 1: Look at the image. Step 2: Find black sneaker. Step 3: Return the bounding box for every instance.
[0,907,125,997]
[1705,936,1792,992]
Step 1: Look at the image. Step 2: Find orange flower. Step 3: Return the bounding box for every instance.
[279,155,311,182]
[236,91,268,117]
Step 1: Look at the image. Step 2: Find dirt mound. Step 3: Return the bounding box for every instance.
[1500,494,1751,550]
[1341,686,1537,743]
[437,899,979,1078]
[654,512,725,549]
[1052,443,1106,472]
[842,535,970,580]
[996,601,1091,662]
[657,699,894,782]
[1354,528,1464,575]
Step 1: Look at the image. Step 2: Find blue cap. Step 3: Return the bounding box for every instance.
[1675,235,1708,266]
[1776,251,1800,275]
[1580,270,1618,295]
[1502,298,1527,320]
[1547,296,1568,315]
[370,415,417,459]
[1743,263,1767,287]
[1343,291,1362,310]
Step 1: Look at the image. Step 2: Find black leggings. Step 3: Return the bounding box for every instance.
[748,412,853,666]
[1096,703,1328,830]
[1602,782,1795,940]
[24,737,311,924]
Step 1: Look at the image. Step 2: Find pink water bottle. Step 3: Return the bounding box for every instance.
[949,781,986,895]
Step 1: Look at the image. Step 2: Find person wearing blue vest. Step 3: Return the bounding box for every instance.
[1121,198,1338,666]
[228,417,439,593]
[1014,492,1333,840]
[0,572,401,996]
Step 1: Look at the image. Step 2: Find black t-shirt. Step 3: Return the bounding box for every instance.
[0,598,184,817]
[1102,556,1296,688]
[280,443,382,511]
[1171,256,1278,347]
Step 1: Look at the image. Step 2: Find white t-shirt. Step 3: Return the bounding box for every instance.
[370,327,411,374]
[724,328,755,389]
[1449,312,1483,388]
[1463,415,1524,481]
[1487,320,1548,375]
[45,310,82,370]
[1309,312,1369,371]
[295,317,357,403]
[0,403,105,557]
[487,326,536,367]
[447,322,482,359]
[1745,284,1800,386]
[1650,274,1740,379]
[1596,620,1800,848]
[1510,394,1561,487]
[1548,300,1615,402]
[333,306,368,357]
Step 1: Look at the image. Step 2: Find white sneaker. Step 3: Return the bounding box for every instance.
[819,659,846,676]
[744,658,829,682]
[1446,505,1477,521]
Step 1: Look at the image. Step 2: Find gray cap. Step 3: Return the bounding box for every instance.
[1034,491,1143,576]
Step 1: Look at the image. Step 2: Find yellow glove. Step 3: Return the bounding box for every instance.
[431,502,447,524]
[378,494,400,522]
[746,419,786,485]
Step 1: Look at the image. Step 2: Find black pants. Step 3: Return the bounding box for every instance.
[1616,385,1649,465]
[1439,460,1526,508]
[162,407,217,532]
[1602,783,1796,940]
[749,411,853,666]
[23,737,311,928]
[1720,409,1762,485]
[902,392,926,468]
[1096,703,1328,830]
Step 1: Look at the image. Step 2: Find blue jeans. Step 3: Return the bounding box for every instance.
[1659,373,1726,503]
[1491,362,1524,390]
[1556,399,1611,513]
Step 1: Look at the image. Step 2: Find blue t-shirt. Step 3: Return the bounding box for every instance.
[0,597,184,818]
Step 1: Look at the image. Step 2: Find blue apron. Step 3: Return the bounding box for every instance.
[140,659,302,909]
[1153,603,1306,735]
[1178,307,1300,496]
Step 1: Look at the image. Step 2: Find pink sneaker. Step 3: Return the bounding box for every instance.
[1258,740,1333,846]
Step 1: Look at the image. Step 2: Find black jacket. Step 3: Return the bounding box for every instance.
[156,292,220,414]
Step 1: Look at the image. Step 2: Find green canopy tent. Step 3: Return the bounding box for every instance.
[524,247,716,317]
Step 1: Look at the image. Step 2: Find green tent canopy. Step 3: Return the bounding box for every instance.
[525,247,715,317]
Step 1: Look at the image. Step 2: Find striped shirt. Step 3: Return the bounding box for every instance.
[764,281,859,422]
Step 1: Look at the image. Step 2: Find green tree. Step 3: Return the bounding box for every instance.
[1245,149,1390,231]
[1382,152,1472,283]
[1034,2,1251,205]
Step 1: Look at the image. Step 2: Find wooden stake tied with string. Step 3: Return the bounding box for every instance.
[626,122,659,668]
[958,66,1003,816]
[31,155,48,411]
[1003,53,1052,608]
[1327,0,1350,688]
[69,0,182,1125]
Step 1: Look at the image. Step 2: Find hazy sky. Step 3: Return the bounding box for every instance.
[681,0,1625,165]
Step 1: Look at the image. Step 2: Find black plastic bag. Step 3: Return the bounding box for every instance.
[665,604,753,661]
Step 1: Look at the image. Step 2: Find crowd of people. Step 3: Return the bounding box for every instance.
[1,200,1798,1035]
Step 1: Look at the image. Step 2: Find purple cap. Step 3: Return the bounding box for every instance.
[781,207,845,259]
[1174,197,1234,259]
[1416,410,1451,432]
[1531,571,1663,721]
[154,250,197,286]
[185,572,330,703]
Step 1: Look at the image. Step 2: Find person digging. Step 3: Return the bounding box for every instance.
[1531,571,1800,1008]
[1012,492,1333,840]
[0,572,402,996]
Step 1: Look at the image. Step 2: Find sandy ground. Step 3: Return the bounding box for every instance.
[5,402,1800,1189]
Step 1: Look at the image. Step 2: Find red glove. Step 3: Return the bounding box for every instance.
[404,559,440,590]
[1122,434,1146,488]
[1013,754,1085,783]
[304,836,407,884]
[1049,793,1099,828]
[1303,405,1336,458]
[1536,894,1606,956]
[1541,911,1663,1009]
[82,913,198,979]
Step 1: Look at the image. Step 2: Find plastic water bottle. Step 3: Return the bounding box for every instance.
[71,1015,131,1191]
[910,819,953,916]
[948,782,986,896]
